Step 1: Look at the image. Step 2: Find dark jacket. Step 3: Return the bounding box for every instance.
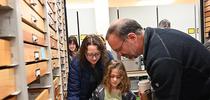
[90,84,136,100]
[204,39,210,52]
[67,53,113,100]
[143,27,210,100]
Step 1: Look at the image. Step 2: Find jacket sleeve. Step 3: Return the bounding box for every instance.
[149,58,183,100]
[67,58,80,100]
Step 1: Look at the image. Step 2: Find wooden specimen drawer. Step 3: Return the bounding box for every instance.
[26,63,39,84]
[50,38,58,49]
[0,39,11,66]
[48,4,56,22]
[53,77,59,88]
[0,0,9,6]
[28,89,49,100]
[24,43,48,62]
[22,22,46,46]
[49,26,57,40]
[21,0,45,32]
[26,61,48,84]
[54,86,60,99]
[24,0,45,18]
[37,61,48,76]
[48,15,56,30]
[0,68,16,99]
[51,49,58,58]
[47,0,56,12]
[52,59,59,68]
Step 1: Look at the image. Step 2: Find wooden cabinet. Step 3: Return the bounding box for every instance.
[0,0,68,99]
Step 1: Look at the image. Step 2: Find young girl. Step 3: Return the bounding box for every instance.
[91,60,136,100]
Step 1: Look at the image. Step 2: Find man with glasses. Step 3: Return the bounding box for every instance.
[106,18,210,100]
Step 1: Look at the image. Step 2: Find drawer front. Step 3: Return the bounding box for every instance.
[48,15,56,30]
[52,59,59,68]
[24,43,39,62]
[0,39,11,66]
[24,43,48,62]
[48,4,56,21]
[24,0,45,18]
[35,89,49,100]
[53,77,59,88]
[51,49,58,58]
[49,26,57,40]
[50,38,58,49]
[0,68,16,99]
[26,63,38,84]
[37,61,48,76]
[54,86,60,99]
[21,0,45,32]
[47,0,56,12]
[22,22,46,45]
[0,0,7,6]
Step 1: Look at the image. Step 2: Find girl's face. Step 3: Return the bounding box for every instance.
[110,68,122,89]
[85,45,101,65]
[69,42,76,52]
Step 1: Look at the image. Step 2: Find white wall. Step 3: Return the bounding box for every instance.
[67,8,96,36]
[119,6,158,28]
[158,4,197,38]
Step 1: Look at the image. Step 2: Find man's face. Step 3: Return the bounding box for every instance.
[107,33,140,59]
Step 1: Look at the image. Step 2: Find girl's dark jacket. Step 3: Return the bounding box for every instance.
[90,84,136,100]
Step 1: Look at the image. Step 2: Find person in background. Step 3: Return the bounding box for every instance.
[204,31,210,52]
[68,36,79,60]
[106,18,210,100]
[91,60,136,100]
[67,34,113,100]
[158,19,171,29]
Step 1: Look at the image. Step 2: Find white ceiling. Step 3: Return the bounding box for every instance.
[66,0,197,7]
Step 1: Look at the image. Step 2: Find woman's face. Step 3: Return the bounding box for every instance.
[85,45,101,65]
[69,42,76,52]
[110,68,122,89]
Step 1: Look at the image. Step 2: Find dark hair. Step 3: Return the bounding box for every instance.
[158,19,171,29]
[68,36,79,56]
[78,34,110,67]
[103,60,130,93]
[106,18,143,40]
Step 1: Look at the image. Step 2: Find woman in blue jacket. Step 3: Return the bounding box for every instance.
[67,35,113,100]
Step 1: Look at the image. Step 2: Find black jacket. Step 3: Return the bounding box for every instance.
[67,52,113,100]
[143,27,210,100]
[90,84,136,100]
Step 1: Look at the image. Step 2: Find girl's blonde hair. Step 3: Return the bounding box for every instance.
[102,60,130,93]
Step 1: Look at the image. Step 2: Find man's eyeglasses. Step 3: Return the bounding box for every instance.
[86,52,101,58]
[114,39,126,52]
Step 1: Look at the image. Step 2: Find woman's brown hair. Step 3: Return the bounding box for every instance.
[102,60,130,93]
[78,34,110,67]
